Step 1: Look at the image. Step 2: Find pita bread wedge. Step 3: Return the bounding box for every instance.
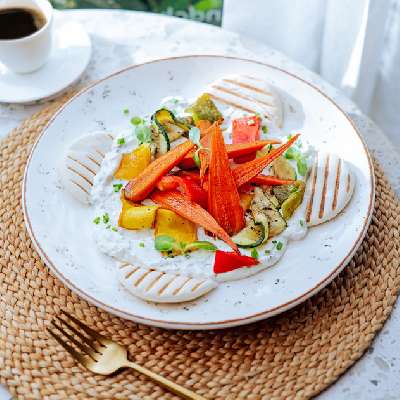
[59,132,113,204]
[118,263,217,303]
[206,74,283,127]
[305,152,355,226]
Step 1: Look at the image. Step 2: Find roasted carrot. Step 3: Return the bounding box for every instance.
[250,175,296,186]
[124,140,195,202]
[232,116,261,163]
[179,139,280,170]
[207,123,245,236]
[232,134,300,187]
[150,190,238,252]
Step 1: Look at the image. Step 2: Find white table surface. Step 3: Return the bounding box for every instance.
[1,10,399,400]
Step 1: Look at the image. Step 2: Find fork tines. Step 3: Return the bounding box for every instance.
[48,310,106,364]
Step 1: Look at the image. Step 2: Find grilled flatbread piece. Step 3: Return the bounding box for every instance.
[206,74,283,127]
[305,152,355,226]
[59,132,113,204]
[118,263,217,303]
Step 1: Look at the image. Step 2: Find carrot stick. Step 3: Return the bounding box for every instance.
[250,175,296,186]
[207,123,245,236]
[150,190,238,253]
[232,134,300,187]
[124,140,195,202]
[179,140,280,170]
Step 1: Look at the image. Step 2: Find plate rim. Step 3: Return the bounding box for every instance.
[22,55,375,329]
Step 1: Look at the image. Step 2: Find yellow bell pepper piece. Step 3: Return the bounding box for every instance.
[114,143,151,181]
[154,209,197,246]
[118,203,158,230]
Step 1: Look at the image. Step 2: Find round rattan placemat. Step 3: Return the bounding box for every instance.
[0,96,399,400]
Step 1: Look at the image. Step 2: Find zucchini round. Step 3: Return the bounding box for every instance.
[232,220,266,248]
[152,108,191,155]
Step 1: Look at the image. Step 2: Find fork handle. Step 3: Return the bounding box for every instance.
[124,361,206,400]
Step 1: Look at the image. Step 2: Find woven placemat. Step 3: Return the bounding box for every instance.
[1,95,399,400]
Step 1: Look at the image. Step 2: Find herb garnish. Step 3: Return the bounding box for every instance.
[251,248,259,259]
[130,116,143,126]
[117,137,125,146]
[93,217,101,225]
[276,241,283,251]
[113,183,123,192]
[102,213,110,224]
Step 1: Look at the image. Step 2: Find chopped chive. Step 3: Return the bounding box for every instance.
[130,116,143,126]
[117,137,125,146]
[251,248,259,259]
[276,241,283,251]
[262,126,269,134]
[102,213,110,224]
[272,240,277,244]
[123,108,129,115]
[93,216,100,225]
[113,183,123,192]
[139,242,145,248]
[111,227,118,232]
[299,220,305,227]
[264,250,271,255]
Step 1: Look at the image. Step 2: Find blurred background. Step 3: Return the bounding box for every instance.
[50,0,223,25]
[47,0,399,149]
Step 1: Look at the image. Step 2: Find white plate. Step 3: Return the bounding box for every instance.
[0,18,91,104]
[23,56,374,330]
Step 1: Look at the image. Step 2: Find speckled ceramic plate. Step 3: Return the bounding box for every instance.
[23,56,374,330]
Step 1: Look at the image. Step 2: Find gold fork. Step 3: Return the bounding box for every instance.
[48,310,206,400]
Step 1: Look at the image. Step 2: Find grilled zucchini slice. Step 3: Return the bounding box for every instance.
[232,219,266,248]
[151,108,190,155]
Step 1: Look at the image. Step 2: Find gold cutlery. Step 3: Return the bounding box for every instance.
[48,310,206,400]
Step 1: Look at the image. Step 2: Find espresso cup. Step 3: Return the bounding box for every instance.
[0,0,53,74]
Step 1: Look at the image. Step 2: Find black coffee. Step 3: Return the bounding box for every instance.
[0,8,46,40]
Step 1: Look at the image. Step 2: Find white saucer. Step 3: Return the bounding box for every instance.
[0,18,91,104]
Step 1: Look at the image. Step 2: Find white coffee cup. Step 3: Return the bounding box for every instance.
[0,0,53,74]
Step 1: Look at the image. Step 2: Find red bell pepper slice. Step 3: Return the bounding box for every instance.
[150,190,238,253]
[124,140,195,202]
[232,134,300,187]
[207,123,245,236]
[232,116,261,163]
[157,175,208,209]
[213,250,259,274]
[177,170,201,183]
[250,175,296,186]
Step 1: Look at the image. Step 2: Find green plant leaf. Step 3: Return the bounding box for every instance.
[154,235,180,252]
[136,125,152,144]
[184,241,217,252]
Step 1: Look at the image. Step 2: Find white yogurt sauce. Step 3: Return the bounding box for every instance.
[90,97,310,282]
